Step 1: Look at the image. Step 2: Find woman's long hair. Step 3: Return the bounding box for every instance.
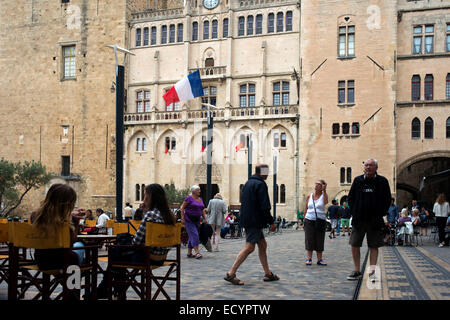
[145,184,175,225]
[436,193,446,205]
[31,184,77,235]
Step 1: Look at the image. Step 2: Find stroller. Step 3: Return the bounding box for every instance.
[397,221,414,246]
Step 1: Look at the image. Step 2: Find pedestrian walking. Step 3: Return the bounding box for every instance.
[340,201,351,236]
[303,179,328,266]
[347,158,391,282]
[224,164,279,285]
[180,185,208,259]
[206,193,227,251]
[433,193,450,248]
[328,199,340,239]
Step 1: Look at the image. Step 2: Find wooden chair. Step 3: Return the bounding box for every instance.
[106,222,181,300]
[8,222,99,300]
[84,219,97,228]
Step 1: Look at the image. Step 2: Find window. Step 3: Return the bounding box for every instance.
[151,26,157,45]
[171,137,176,151]
[212,20,218,39]
[346,168,352,183]
[342,123,350,134]
[143,27,149,46]
[168,25,174,43]
[136,28,141,47]
[286,11,292,31]
[276,12,283,32]
[223,18,229,37]
[136,138,141,151]
[273,81,289,106]
[136,90,150,113]
[424,117,433,139]
[351,122,360,135]
[447,74,450,100]
[238,17,245,36]
[142,138,147,151]
[340,167,351,184]
[239,83,256,107]
[280,132,287,147]
[280,184,286,204]
[192,22,198,41]
[165,136,176,152]
[446,117,450,138]
[411,117,420,139]
[136,184,141,201]
[338,25,355,57]
[447,24,450,52]
[161,25,167,44]
[177,23,183,42]
[203,20,209,40]
[338,80,354,104]
[202,135,207,151]
[141,184,145,202]
[202,86,217,107]
[136,137,147,151]
[61,156,70,176]
[413,25,434,54]
[340,168,345,184]
[256,15,263,34]
[332,123,340,135]
[247,16,254,36]
[411,75,421,101]
[424,74,433,100]
[63,45,76,79]
[274,133,279,147]
[268,13,274,33]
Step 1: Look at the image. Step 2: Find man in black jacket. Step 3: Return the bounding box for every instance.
[347,159,391,282]
[224,164,278,285]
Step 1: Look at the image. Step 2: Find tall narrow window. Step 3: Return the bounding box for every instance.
[171,137,176,150]
[347,80,355,103]
[247,15,254,35]
[280,184,286,203]
[136,184,140,201]
[446,74,450,100]
[169,24,175,43]
[177,23,183,42]
[223,18,229,38]
[151,26,157,45]
[276,12,283,32]
[192,22,198,41]
[446,24,450,52]
[142,138,147,151]
[424,74,433,100]
[136,138,141,151]
[61,156,70,176]
[340,168,345,184]
[268,13,274,33]
[63,45,76,79]
[136,28,142,47]
[212,20,218,39]
[332,123,340,135]
[256,15,263,34]
[424,117,434,139]
[338,81,346,103]
[411,75,421,101]
[280,132,287,147]
[411,117,420,139]
[338,25,355,57]
[273,133,279,147]
[165,137,170,151]
[424,25,434,53]
[161,25,167,44]
[143,27,149,46]
[203,20,210,40]
[413,26,422,54]
[238,17,245,36]
[285,11,292,31]
[346,168,352,183]
[446,117,450,138]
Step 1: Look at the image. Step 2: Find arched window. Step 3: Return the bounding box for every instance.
[424,117,433,139]
[169,24,175,43]
[142,138,147,151]
[212,20,218,39]
[424,74,433,100]
[446,117,450,138]
[247,15,254,35]
[143,27,149,46]
[268,13,274,33]
[136,138,141,151]
[256,15,263,34]
[273,133,279,147]
[346,167,352,183]
[203,20,210,40]
[135,184,140,201]
[223,18,229,38]
[192,22,198,41]
[340,168,345,183]
[238,16,245,36]
[286,11,293,31]
[411,117,420,139]
[276,12,284,32]
[446,74,450,100]
[177,23,183,42]
[280,184,286,203]
[136,28,141,47]
[411,75,421,101]
[161,25,167,44]
[151,26,157,45]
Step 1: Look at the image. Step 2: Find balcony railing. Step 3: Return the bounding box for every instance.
[188,66,226,79]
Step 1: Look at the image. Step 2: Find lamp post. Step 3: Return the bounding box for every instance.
[106,45,134,222]
[273,148,279,221]
[201,103,217,206]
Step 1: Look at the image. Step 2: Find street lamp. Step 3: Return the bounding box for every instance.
[201,103,217,206]
[106,45,135,221]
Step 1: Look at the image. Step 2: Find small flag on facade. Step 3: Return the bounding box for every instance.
[235,142,244,152]
[165,146,169,154]
[163,70,204,106]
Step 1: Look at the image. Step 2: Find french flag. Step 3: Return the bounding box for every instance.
[163,70,204,106]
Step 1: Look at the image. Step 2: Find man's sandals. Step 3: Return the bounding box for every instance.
[224,273,244,285]
[263,272,280,282]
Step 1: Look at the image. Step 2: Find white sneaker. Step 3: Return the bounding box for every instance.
[368,271,377,283]
[438,243,444,248]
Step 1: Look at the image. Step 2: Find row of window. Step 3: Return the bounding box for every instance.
[412,23,450,54]
[135,184,146,201]
[411,74,450,101]
[332,122,360,135]
[411,117,450,139]
[135,11,294,46]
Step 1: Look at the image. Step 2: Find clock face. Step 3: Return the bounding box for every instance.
[203,0,219,9]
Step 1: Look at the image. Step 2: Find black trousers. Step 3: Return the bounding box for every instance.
[436,217,447,244]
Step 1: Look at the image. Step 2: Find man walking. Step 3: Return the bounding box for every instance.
[328,200,340,239]
[347,159,391,282]
[224,164,279,285]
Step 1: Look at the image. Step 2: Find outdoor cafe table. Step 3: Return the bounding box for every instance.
[77,234,116,245]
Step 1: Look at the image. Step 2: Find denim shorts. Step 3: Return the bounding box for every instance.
[245,228,265,244]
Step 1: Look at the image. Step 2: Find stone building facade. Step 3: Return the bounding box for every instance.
[0,0,448,218]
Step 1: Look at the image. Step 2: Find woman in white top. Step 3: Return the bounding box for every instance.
[303,179,328,266]
[433,194,450,247]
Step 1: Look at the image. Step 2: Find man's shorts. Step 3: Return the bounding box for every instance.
[330,219,338,229]
[349,222,385,248]
[341,219,350,228]
[245,228,265,244]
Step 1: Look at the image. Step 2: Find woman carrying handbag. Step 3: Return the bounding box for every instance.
[303,180,328,266]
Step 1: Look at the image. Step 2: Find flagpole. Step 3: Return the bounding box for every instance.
[202,103,216,207]
[248,135,252,180]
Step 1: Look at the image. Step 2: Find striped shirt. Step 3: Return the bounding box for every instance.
[133,208,172,256]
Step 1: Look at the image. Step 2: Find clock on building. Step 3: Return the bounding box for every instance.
[203,0,219,9]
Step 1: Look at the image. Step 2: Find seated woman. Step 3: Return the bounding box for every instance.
[30,183,85,270]
[397,209,412,244]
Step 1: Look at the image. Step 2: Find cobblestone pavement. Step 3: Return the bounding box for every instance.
[1,228,449,300]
